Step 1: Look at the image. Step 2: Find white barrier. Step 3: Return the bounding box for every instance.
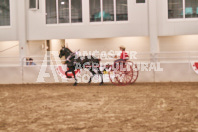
[0,52,197,84]
[0,66,22,84]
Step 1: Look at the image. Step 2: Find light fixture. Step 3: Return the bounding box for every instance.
[61,2,65,5]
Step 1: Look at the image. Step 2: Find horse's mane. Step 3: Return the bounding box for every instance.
[66,47,73,53]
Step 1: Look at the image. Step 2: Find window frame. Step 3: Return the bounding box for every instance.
[45,0,83,25]
[167,0,198,20]
[136,0,146,4]
[29,0,39,11]
[0,0,11,27]
[89,0,129,23]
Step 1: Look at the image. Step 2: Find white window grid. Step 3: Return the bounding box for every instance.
[168,0,198,20]
[29,0,39,10]
[46,0,82,24]
[90,0,128,22]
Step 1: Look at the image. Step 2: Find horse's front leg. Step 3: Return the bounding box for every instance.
[72,69,78,86]
[88,68,96,84]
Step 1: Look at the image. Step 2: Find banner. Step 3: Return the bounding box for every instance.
[191,62,198,74]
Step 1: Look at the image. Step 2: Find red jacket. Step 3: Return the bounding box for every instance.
[120,51,129,59]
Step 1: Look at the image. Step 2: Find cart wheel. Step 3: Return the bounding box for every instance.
[127,61,139,84]
[108,60,133,86]
[108,69,120,85]
[131,63,139,84]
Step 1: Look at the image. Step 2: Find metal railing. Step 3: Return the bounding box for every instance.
[0,51,198,66]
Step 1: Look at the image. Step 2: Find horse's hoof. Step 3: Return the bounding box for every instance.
[88,79,92,84]
[88,80,91,84]
[99,82,104,86]
[73,83,77,86]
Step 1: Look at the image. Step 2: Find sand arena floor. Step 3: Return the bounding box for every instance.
[0,83,198,132]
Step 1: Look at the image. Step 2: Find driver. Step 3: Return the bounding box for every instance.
[114,45,129,63]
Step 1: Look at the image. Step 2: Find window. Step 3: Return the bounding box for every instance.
[116,0,128,21]
[0,0,10,26]
[168,0,183,19]
[58,0,69,23]
[90,0,101,22]
[71,0,82,23]
[103,0,114,21]
[29,0,39,10]
[46,0,82,24]
[185,0,198,18]
[168,0,198,19]
[46,0,57,24]
[136,0,145,3]
[89,0,128,22]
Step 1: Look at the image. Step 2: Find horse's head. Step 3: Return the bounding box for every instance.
[59,46,72,58]
[59,46,65,58]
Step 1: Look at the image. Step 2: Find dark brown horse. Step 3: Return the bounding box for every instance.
[59,46,103,86]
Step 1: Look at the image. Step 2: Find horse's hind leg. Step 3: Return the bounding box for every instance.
[98,68,104,85]
[88,68,96,84]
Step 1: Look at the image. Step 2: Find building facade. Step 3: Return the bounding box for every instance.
[0,0,198,83]
[1,0,198,57]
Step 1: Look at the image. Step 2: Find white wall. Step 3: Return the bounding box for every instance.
[0,40,46,66]
[157,0,198,36]
[0,41,19,66]
[27,0,148,40]
[159,35,198,52]
[0,41,19,56]
[25,40,46,65]
[27,40,46,56]
[66,37,150,53]
[2,0,198,41]
[50,39,65,51]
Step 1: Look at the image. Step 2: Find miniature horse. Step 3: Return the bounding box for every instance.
[59,46,103,86]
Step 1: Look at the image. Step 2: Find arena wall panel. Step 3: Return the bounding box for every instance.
[0,63,197,84]
[23,66,66,84]
[155,63,191,82]
[0,66,22,84]
[136,71,155,82]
